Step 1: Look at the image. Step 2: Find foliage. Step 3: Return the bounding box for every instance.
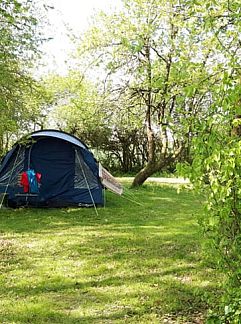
[76,0,229,186]
[44,71,111,146]
[44,72,146,172]
[0,183,222,322]
[179,115,241,322]
[0,0,48,155]
[177,11,241,318]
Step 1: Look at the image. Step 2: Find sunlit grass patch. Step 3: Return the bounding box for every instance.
[0,181,222,323]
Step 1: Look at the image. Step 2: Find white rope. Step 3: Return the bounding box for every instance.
[118,184,144,206]
[75,149,99,216]
[120,192,144,206]
[0,146,21,209]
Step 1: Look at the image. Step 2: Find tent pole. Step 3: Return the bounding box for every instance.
[75,149,99,216]
[27,144,33,169]
[103,188,106,208]
[0,146,21,209]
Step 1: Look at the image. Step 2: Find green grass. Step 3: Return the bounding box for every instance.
[0,182,222,323]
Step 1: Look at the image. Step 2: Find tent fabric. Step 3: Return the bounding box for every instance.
[0,131,104,208]
[0,146,25,187]
[31,129,88,150]
[74,150,99,190]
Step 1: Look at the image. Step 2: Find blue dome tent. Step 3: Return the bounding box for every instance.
[0,130,122,208]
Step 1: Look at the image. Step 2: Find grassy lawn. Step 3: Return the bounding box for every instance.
[0,182,222,323]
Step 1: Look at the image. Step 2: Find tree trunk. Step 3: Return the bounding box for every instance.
[131,37,156,187]
[132,95,158,187]
[131,155,177,187]
[131,161,158,187]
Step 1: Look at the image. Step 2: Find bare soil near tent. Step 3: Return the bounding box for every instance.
[0,181,222,323]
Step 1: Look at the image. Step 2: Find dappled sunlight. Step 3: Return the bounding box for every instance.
[149,196,174,201]
[0,185,220,322]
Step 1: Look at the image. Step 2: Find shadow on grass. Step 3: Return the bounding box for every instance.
[0,185,219,323]
[0,272,216,323]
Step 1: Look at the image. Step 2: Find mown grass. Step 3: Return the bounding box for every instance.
[0,182,222,323]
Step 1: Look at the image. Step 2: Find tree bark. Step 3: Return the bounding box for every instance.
[131,161,158,187]
[131,37,157,187]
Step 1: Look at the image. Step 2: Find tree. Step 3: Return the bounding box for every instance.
[0,0,47,155]
[178,0,241,320]
[76,0,222,186]
[96,90,147,173]
[44,71,111,145]
[43,72,146,172]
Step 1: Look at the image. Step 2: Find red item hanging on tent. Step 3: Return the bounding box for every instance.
[20,171,41,193]
[20,172,29,193]
[36,173,41,183]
